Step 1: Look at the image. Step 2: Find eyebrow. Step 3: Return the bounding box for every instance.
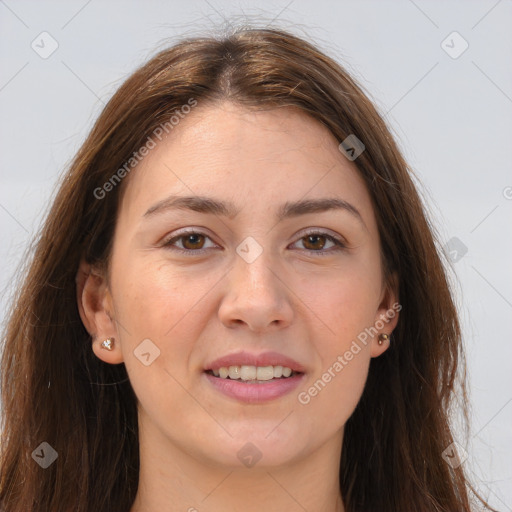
[143,194,365,226]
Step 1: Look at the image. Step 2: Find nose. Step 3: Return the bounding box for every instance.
[218,245,294,333]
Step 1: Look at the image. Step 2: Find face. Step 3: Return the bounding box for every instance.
[79,101,398,469]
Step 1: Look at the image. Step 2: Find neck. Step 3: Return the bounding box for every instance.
[129,411,345,512]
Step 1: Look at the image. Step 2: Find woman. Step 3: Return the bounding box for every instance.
[0,26,496,512]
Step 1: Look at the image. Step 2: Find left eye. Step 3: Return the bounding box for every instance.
[291,232,345,253]
[162,230,345,255]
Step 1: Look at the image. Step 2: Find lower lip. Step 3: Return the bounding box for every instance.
[203,372,305,404]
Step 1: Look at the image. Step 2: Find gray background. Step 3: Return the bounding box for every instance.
[0,0,511,509]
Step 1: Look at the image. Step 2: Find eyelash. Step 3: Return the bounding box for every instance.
[161,228,347,256]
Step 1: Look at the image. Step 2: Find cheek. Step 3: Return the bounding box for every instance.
[302,266,381,343]
[112,255,218,339]
[108,258,201,383]
[294,267,378,422]
[298,349,370,436]
[297,284,373,431]
[110,261,216,417]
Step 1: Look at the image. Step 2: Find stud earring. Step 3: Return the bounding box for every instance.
[100,337,114,351]
[378,333,389,345]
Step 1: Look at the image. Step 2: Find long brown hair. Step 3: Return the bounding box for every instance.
[0,24,497,512]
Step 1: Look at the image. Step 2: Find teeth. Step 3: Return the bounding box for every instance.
[240,365,256,380]
[228,366,241,379]
[211,365,296,381]
[256,366,274,381]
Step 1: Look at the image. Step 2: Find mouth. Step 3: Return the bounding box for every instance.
[205,365,303,384]
[203,351,307,403]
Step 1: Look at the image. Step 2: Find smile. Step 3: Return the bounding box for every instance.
[207,364,299,381]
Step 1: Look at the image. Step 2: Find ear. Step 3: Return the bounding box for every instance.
[76,258,124,364]
[370,271,400,358]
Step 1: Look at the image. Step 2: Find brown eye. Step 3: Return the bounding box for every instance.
[291,231,346,256]
[162,231,216,253]
[181,233,206,250]
[301,234,327,250]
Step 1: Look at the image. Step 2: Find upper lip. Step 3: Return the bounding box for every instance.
[205,351,306,373]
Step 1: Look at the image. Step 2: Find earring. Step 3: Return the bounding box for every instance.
[100,337,114,351]
[378,333,389,345]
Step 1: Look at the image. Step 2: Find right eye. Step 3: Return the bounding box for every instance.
[162,229,218,254]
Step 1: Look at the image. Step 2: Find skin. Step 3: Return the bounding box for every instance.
[77,101,399,512]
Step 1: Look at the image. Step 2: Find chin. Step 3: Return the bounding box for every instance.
[200,432,303,470]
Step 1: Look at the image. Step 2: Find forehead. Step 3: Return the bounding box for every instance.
[118,102,376,229]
